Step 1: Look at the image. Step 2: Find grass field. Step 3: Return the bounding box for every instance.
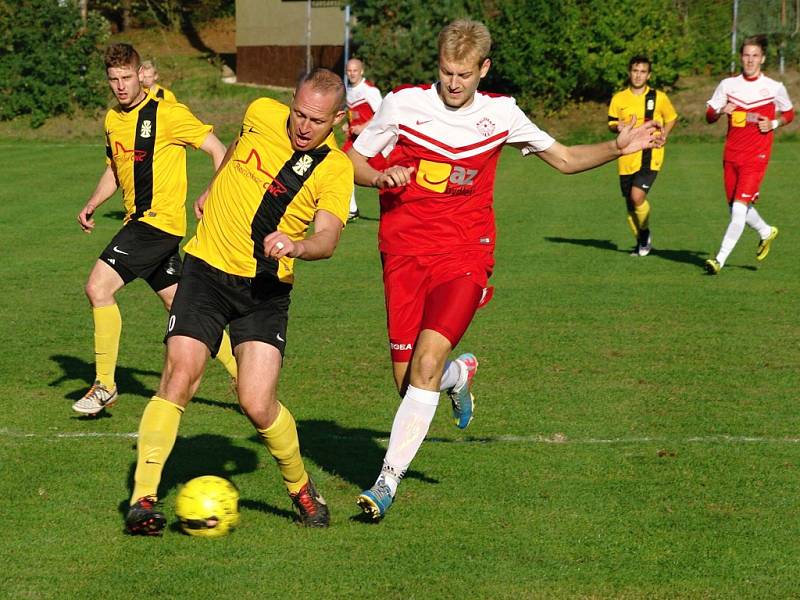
[1,139,799,599]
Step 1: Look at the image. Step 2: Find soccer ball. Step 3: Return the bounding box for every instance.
[175,475,240,538]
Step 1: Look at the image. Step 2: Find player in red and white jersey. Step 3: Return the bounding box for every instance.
[342,58,383,220]
[347,19,664,521]
[704,35,794,274]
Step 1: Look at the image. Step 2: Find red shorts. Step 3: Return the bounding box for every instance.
[723,159,768,204]
[382,250,494,362]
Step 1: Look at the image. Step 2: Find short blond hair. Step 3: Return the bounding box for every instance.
[438,19,492,64]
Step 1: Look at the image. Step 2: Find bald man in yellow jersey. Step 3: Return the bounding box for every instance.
[125,68,353,535]
[608,55,677,256]
[73,43,237,416]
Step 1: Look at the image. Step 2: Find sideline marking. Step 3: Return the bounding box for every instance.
[2,428,799,445]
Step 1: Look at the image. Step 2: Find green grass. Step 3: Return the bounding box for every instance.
[0,140,799,599]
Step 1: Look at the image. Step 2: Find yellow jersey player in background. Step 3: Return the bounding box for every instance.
[139,59,177,102]
[73,43,237,416]
[608,55,678,256]
[125,68,353,535]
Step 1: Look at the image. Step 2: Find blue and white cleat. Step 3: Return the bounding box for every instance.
[448,353,478,429]
[356,480,393,520]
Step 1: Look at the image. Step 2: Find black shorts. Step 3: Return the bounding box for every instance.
[99,220,182,292]
[165,254,292,356]
[619,169,658,199]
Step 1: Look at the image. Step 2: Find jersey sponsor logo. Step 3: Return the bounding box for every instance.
[731,111,747,127]
[113,141,148,162]
[476,116,496,137]
[390,342,413,351]
[449,166,478,186]
[416,118,432,125]
[276,332,285,342]
[292,155,314,176]
[416,159,452,193]
[106,257,116,265]
[416,160,480,193]
[112,246,129,255]
[234,149,283,192]
[140,119,153,138]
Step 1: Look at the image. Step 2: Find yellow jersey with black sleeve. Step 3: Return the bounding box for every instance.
[184,97,353,283]
[608,86,678,175]
[104,91,213,237]
[150,84,177,103]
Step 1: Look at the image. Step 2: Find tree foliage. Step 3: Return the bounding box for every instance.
[351,0,798,114]
[0,0,109,127]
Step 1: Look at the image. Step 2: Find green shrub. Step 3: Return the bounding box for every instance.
[0,0,109,127]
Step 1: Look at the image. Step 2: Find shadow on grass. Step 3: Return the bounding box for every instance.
[49,354,239,413]
[544,236,707,266]
[49,354,160,400]
[296,419,439,489]
[102,210,125,221]
[120,432,268,513]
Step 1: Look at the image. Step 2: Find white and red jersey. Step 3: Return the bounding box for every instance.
[345,78,383,146]
[353,83,555,256]
[707,73,793,163]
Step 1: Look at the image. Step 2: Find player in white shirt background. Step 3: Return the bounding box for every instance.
[704,35,794,275]
[347,19,665,521]
[342,58,383,221]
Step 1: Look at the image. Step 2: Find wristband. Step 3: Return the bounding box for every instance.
[771,119,779,130]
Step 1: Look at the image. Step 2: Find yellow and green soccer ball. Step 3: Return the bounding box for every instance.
[175,476,240,538]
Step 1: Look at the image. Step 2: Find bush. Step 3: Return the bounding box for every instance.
[0,0,109,127]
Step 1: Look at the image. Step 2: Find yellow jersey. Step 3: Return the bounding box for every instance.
[184,97,353,283]
[104,91,213,236]
[150,84,177,103]
[608,86,677,175]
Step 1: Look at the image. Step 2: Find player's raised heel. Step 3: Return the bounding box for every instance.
[72,381,118,415]
[756,226,778,261]
[126,496,166,536]
[448,353,478,429]
[356,480,393,520]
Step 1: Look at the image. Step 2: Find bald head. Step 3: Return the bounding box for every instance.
[346,58,365,86]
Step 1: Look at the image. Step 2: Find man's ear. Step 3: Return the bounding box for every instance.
[479,57,491,79]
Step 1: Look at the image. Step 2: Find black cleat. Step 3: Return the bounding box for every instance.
[289,478,330,528]
[126,496,166,536]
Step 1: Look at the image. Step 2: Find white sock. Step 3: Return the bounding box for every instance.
[380,385,440,494]
[349,191,358,214]
[439,360,461,391]
[745,205,771,239]
[716,202,748,266]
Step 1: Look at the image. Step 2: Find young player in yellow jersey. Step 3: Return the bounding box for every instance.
[139,60,177,103]
[125,68,353,534]
[608,56,678,256]
[73,44,237,416]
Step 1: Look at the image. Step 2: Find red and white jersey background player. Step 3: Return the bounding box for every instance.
[703,35,793,275]
[343,58,383,220]
[346,19,664,521]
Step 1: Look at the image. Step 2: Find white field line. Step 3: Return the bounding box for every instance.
[1,428,799,445]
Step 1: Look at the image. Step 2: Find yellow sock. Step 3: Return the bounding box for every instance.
[131,397,184,502]
[626,212,639,239]
[634,200,651,232]
[256,404,309,494]
[93,304,121,389]
[215,329,238,379]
